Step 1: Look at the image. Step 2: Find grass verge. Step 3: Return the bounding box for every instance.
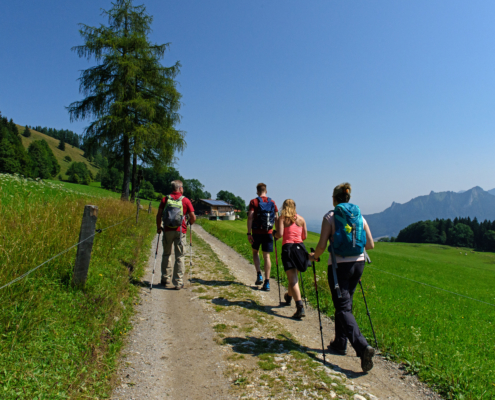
[0,173,155,399]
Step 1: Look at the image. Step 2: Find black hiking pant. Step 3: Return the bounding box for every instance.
[327,260,369,357]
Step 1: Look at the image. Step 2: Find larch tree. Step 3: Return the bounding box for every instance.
[67,0,185,200]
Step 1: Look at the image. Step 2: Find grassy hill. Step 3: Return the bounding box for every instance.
[197,219,495,399]
[16,124,99,178]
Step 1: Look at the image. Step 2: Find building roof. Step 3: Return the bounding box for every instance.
[200,199,233,207]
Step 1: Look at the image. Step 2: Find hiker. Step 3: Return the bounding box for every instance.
[156,180,196,290]
[273,199,308,319]
[247,183,278,291]
[309,182,376,372]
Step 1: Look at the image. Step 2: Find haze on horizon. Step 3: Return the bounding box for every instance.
[1,0,495,221]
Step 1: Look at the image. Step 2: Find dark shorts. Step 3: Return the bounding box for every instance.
[251,233,273,253]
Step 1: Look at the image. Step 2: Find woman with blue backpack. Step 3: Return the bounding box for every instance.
[309,182,376,373]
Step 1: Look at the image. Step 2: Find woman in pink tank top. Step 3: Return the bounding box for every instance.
[274,199,308,319]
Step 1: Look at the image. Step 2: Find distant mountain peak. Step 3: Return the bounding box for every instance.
[364,186,495,237]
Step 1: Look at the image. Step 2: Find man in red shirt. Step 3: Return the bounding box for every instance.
[156,180,196,289]
[247,183,278,291]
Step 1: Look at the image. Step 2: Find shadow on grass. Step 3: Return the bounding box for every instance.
[223,335,365,378]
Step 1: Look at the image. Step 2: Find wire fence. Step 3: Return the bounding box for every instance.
[0,215,136,292]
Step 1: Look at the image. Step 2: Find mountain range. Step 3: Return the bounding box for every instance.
[364,187,495,238]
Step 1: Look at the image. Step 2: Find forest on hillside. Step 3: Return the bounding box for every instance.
[395,217,495,251]
[26,125,81,149]
[0,111,60,179]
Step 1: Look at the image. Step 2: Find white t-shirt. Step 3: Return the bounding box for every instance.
[324,210,368,264]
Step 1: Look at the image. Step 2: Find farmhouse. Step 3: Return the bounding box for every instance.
[195,199,235,218]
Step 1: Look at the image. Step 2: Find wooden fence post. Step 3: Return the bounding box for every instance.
[148,201,152,214]
[136,199,140,224]
[72,205,98,288]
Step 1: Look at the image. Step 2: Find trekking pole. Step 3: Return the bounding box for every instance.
[310,247,326,365]
[189,224,193,285]
[299,271,307,307]
[361,250,378,348]
[273,236,282,305]
[359,280,378,349]
[150,232,161,291]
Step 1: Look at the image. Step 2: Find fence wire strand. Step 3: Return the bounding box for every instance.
[0,215,135,291]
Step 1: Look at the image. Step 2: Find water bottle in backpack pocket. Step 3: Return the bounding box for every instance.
[253,197,276,231]
[329,203,366,257]
[162,195,184,228]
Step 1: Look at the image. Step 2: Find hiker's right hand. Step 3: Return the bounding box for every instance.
[247,234,254,244]
[157,227,163,234]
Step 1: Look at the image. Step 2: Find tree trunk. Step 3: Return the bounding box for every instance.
[121,134,131,201]
[130,152,137,202]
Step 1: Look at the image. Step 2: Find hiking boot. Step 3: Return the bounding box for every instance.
[255,273,263,286]
[283,293,292,306]
[160,279,169,286]
[328,340,347,355]
[174,284,184,290]
[361,345,375,372]
[261,280,270,291]
[292,305,306,319]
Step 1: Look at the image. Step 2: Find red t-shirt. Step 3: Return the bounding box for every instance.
[159,192,195,233]
[249,196,278,234]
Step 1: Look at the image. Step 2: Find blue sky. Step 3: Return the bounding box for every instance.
[1,1,495,223]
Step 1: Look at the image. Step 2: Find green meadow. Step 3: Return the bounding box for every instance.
[0,173,155,399]
[197,219,495,400]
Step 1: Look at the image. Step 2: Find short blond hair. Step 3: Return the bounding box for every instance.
[171,180,183,191]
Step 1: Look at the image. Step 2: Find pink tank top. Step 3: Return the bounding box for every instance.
[282,215,303,245]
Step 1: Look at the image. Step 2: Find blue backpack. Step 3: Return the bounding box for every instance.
[254,197,276,231]
[329,203,366,257]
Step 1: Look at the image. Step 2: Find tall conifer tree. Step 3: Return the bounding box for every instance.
[67,0,185,200]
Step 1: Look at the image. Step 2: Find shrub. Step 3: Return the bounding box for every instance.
[156,192,164,202]
[64,156,72,162]
[101,168,123,192]
[139,181,155,200]
[67,162,91,184]
[237,210,247,219]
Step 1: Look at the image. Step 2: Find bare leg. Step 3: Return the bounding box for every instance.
[286,268,301,301]
[252,249,261,274]
[262,252,271,280]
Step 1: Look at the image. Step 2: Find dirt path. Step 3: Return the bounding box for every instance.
[111,226,442,400]
[111,235,231,400]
